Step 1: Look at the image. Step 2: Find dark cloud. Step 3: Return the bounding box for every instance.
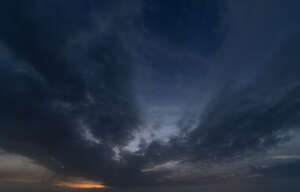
[0,0,144,186]
[139,0,300,170]
[0,0,300,189]
[257,160,300,178]
[142,0,225,54]
[185,34,300,159]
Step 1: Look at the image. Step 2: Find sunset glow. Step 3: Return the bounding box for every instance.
[54,178,106,189]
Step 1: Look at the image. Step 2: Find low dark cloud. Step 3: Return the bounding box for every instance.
[257,160,300,178]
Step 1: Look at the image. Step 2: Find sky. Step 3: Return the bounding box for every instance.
[0,0,300,191]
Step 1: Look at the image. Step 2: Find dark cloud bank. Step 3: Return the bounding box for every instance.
[0,0,300,190]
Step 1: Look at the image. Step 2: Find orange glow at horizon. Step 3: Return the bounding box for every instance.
[0,176,106,189]
[54,178,106,189]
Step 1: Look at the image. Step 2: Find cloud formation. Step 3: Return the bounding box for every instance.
[0,0,300,189]
[0,0,144,186]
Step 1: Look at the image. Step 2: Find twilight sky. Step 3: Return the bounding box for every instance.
[0,0,300,191]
